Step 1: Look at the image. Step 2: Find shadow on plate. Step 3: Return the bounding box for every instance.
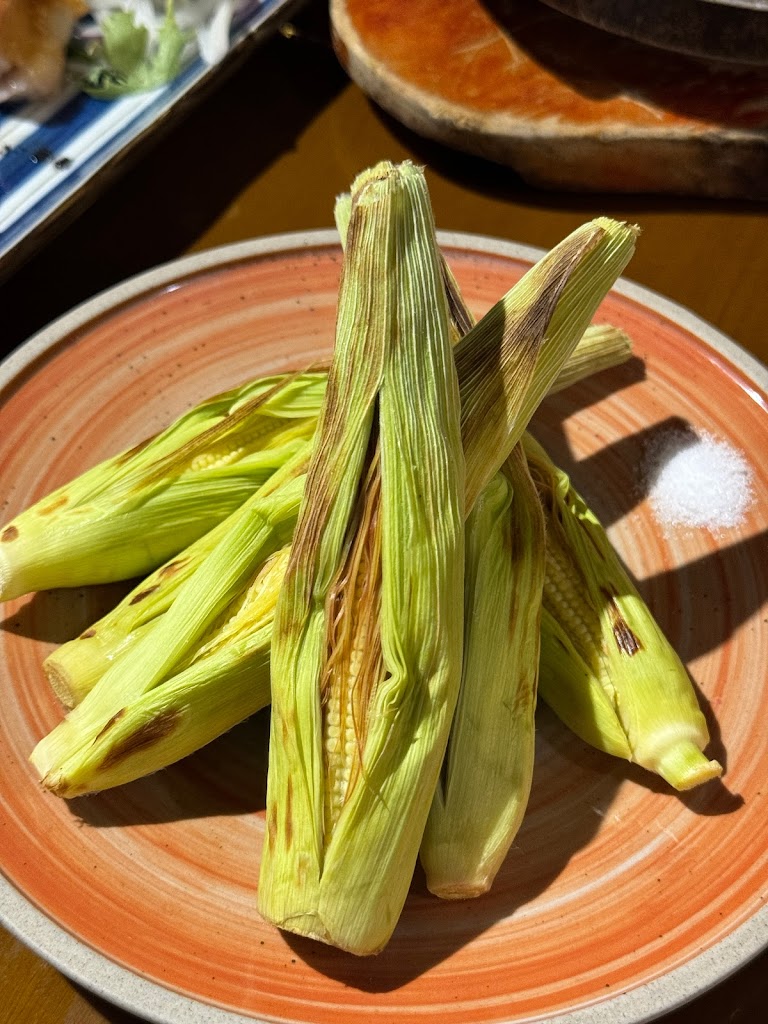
[68,708,271,827]
[278,702,741,990]
[0,579,133,643]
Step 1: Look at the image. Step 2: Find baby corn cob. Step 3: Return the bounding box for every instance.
[44,320,631,710]
[0,372,324,600]
[29,451,308,797]
[259,161,466,956]
[418,222,638,899]
[421,445,545,898]
[35,548,288,795]
[524,433,723,790]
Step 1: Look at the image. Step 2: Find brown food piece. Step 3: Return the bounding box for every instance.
[330,0,768,198]
[0,0,87,101]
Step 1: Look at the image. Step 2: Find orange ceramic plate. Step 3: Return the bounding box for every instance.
[0,232,766,1024]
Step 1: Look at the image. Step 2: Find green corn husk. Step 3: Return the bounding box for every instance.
[43,517,233,709]
[260,169,640,954]
[0,372,324,601]
[33,231,637,815]
[421,444,545,898]
[455,217,637,509]
[42,286,632,706]
[524,433,723,790]
[546,323,632,395]
[31,168,638,818]
[37,547,288,794]
[417,231,638,900]
[41,482,305,710]
[29,450,308,796]
[258,161,466,956]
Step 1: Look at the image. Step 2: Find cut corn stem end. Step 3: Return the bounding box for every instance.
[652,741,724,792]
[428,880,492,900]
[43,660,79,711]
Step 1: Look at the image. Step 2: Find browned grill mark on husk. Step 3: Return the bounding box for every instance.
[601,586,643,656]
[114,436,155,464]
[284,777,294,849]
[159,559,186,578]
[38,495,69,515]
[94,707,127,742]
[99,709,181,769]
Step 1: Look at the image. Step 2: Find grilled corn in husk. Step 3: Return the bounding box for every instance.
[259,166,640,953]
[525,433,722,790]
[421,445,545,898]
[418,223,638,899]
[29,452,307,796]
[258,161,466,955]
[36,547,288,795]
[0,372,323,600]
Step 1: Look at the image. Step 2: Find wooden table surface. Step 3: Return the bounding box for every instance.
[1,3,766,1022]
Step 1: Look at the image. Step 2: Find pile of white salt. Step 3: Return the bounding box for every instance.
[644,427,755,531]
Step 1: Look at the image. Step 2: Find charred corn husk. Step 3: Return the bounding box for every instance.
[258,161,466,956]
[418,229,637,899]
[454,217,638,509]
[44,319,631,710]
[29,452,308,797]
[0,373,324,600]
[524,433,723,790]
[35,548,288,795]
[421,445,545,898]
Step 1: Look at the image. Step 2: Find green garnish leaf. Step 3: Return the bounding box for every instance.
[83,1,190,99]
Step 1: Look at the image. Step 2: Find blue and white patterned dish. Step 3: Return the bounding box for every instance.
[0,0,299,277]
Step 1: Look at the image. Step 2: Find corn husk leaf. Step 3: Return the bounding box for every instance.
[525,432,723,790]
[455,218,638,509]
[30,451,308,796]
[39,548,287,794]
[421,445,545,898]
[258,161,465,956]
[0,373,323,600]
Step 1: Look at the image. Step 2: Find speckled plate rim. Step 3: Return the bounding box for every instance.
[1,229,767,1024]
